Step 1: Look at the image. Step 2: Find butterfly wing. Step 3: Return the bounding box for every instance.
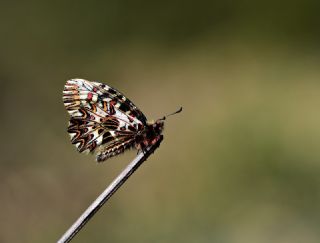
[63,78,147,161]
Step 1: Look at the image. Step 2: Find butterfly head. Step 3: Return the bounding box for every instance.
[153,119,165,134]
[154,106,182,132]
[146,119,164,134]
[145,107,182,140]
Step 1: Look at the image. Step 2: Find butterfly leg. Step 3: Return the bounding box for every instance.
[136,149,146,155]
[142,149,147,155]
[136,142,148,156]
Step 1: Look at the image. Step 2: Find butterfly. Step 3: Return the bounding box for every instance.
[63,79,182,162]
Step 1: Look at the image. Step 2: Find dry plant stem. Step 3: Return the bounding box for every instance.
[57,136,163,243]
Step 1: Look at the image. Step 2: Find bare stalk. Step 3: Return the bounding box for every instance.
[57,137,163,243]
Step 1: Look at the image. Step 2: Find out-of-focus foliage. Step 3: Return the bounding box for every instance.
[1,1,320,243]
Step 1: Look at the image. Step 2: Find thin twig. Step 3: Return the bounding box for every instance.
[57,136,163,243]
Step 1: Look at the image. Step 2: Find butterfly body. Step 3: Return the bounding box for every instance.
[63,79,164,162]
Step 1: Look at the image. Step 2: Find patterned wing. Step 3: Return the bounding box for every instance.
[63,78,147,161]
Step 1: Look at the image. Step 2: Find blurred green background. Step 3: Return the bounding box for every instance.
[1,1,320,242]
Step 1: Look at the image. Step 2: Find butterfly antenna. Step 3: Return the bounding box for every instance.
[161,107,183,120]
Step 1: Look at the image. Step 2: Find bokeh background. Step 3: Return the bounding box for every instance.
[1,1,320,242]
